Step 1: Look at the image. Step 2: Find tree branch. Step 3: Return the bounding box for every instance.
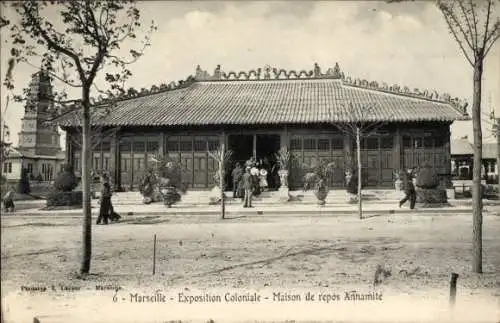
[458,0,478,50]
[440,7,475,66]
[484,30,500,57]
[85,1,102,44]
[481,0,493,50]
[22,60,83,87]
[22,2,86,80]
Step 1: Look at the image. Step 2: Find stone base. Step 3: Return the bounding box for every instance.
[208,186,222,205]
[346,192,358,204]
[277,186,291,202]
[258,190,272,198]
[446,188,455,200]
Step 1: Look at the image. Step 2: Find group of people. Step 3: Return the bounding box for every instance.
[2,164,420,214]
[231,158,272,208]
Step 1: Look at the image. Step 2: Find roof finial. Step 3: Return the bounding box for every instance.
[333,63,340,78]
[314,63,321,77]
[214,65,222,80]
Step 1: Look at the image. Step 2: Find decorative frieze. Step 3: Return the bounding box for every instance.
[85,62,468,118]
[342,75,468,115]
[194,63,345,81]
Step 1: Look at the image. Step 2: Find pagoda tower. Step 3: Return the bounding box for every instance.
[17,70,61,156]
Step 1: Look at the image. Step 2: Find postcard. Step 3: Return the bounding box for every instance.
[1,1,499,322]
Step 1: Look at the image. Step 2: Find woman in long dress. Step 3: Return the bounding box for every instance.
[250,166,260,196]
[259,168,268,191]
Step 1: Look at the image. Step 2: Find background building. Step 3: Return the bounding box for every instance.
[2,71,65,184]
[451,138,498,181]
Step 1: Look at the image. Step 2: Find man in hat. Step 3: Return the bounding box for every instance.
[231,162,243,198]
[242,166,253,208]
[96,174,112,225]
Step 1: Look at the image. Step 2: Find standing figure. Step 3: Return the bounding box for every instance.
[2,187,15,212]
[96,174,112,225]
[242,167,253,208]
[250,165,260,196]
[399,167,417,209]
[231,163,243,198]
[259,168,268,192]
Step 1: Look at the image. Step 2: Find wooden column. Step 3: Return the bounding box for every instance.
[65,131,72,167]
[218,130,226,190]
[111,131,120,191]
[218,130,226,148]
[343,133,352,169]
[281,126,290,150]
[394,127,402,172]
[444,127,452,187]
[159,131,165,156]
[252,134,257,159]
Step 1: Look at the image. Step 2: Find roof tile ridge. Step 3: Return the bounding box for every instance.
[89,76,197,106]
[341,75,469,117]
[194,63,345,82]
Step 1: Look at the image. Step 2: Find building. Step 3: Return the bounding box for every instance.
[59,64,468,191]
[451,138,498,181]
[2,71,65,183]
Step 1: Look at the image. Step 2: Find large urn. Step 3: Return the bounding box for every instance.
[278,169,289,188]
[161,186,180,208]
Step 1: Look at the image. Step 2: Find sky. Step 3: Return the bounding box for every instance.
[1,1,499,149]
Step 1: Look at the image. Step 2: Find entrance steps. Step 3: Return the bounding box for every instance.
[108,189,405,206]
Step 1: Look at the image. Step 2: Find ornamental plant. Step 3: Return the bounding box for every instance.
[302,159,336,191]
[53,164,78,192]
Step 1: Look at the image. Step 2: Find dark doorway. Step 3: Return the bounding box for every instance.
[256,134,281,190]
[228,134,254,165]
[227,134,254,190]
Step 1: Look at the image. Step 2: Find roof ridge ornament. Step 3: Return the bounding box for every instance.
[194,63,344,81]
[342,75,468,116]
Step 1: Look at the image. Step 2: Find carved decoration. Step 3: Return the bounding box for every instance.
[337,73,467,115]
[193,63,344,81]
[88,62,469,117]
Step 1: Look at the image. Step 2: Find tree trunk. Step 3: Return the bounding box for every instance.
[356,127,362,219]
[471,59,483,274]
[80,87,92,275]
[220,142,225,220]
[497,118,500,199]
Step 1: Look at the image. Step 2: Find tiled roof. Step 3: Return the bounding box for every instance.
[482,142,497,159]
[451,139,497,159]
[5,147,65,160]
[451,139,474,155]
[58,78,467,128]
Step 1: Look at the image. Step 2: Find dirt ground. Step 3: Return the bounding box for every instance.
[1,214,499,323]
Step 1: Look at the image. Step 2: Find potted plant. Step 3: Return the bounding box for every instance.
[149,153,187,207]
[414,162,448,206]
[275,147,291,188]
[302,160,335,205]
[138,170,157,204]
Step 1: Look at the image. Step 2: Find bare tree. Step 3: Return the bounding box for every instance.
[332,102,393,220]
[438,0,499,273]
[4,0,156,275]
[208,144,233,220]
